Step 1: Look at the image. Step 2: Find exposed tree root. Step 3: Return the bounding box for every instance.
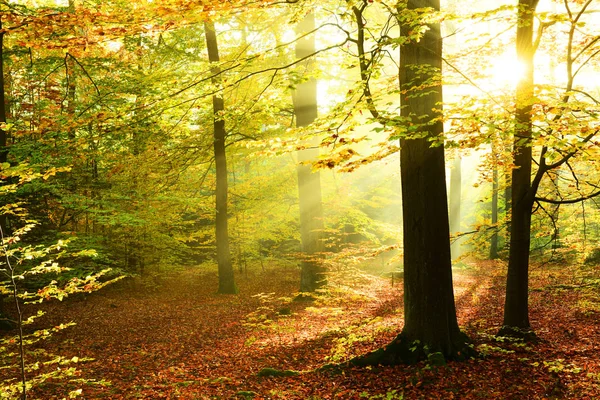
[256,367,300,377]
[320,331,476,371]
[293,293,317,302]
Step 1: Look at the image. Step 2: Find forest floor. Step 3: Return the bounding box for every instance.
[2,258,600,399]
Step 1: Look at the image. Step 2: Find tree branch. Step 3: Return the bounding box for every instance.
[535,189,600,205]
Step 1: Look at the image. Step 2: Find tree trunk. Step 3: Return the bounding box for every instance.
[490,161,499,259]
[550,171,561,248]
[449,155,462,260]
[348,0,471,364]
[499,0,539,337]
[0,22,6,166]
[294,12,325,293]
[504,169,512,248]
[0,21,12,329]
[398,0,468,358]
[205,20,237,294]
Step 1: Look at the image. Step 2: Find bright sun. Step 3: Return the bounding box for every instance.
[489,52,526,88]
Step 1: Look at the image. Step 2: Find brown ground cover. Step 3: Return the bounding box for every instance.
[2,260,600,399]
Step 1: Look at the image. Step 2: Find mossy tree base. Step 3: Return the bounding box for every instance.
[497,325,538,342]
[217,284,239,295]
[257,367,299,377]
[321,331,476,371]
[293,293,316,302]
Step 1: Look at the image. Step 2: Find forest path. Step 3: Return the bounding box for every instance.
[4,260,599,399]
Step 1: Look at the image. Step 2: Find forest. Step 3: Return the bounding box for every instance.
[0,0,599,398]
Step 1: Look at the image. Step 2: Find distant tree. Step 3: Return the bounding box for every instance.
[293,12,325,293]
[0,17,10,329]
[490,157,500,260]
[205,20,237,294]
[449,155,462,259]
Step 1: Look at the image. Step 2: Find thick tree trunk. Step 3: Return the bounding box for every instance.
[398,0,468,359]
[345,0,472,364]
[294,12,325,293]
[499,0,539,337]
[205,21,237,294]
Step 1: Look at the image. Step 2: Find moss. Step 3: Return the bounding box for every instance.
[324,331,476,369]
[236,390,257,398]
[257,367,299,377]
[497,326,538,343]
[278,307,292,315]
[427,352,446,366]
[293,293,316,302]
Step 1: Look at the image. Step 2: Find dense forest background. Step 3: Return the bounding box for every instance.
[0,0,599,398]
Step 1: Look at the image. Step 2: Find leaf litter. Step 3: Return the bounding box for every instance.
[2,260,598,399]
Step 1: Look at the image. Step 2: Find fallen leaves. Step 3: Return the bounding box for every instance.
[1,261,598,399]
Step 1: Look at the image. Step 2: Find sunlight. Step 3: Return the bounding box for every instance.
[105,40,123,53]
[489,51,526,88]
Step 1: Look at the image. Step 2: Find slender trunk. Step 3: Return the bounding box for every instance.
[550,171,560,248]
[0,22,7,166]
[500,0,539,336]
[0,19,11,327]
[449,155,461,260]
[504,169,512,249]
[205,20,236,294]
[294,12,325,292]
[490,161,499,259]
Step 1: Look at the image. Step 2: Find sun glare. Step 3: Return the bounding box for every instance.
[489,52,526,88]
[105,40,123,53]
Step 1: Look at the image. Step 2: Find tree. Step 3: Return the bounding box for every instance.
[345,0,472,363]
[0,17,10,329]
[499,0,540,337]
[294,11,325,293]
[205,20,237,294]
[449,155,462,259]
[490,153,500,260]
[500,0,600,337]
[395,0,470,361]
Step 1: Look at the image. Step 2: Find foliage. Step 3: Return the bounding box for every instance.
[0,0,598,396]
[3,261,597,399]
[0,166,123,398]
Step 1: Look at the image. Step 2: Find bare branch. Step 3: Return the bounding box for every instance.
[351,2,389,124]
[67,53,100,95]
[573,47,600,80]
[545,130,599,170]
[535,189,600,204]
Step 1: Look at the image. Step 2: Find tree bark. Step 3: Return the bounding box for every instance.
[294,12,325,293]
[499,0,539,337]
[342,1,472,365]
[376,0,470,361]
[205,20,237,294]
[399,0,463,356]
